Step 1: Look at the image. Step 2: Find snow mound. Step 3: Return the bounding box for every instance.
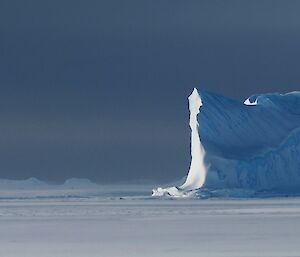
[153,89,300,197]
[152,187,196,198]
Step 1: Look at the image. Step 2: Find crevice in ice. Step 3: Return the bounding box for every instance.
[152,88,207,197]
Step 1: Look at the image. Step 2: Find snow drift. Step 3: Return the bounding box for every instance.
[153,89,300,197]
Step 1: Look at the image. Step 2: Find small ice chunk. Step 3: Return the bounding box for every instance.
[244,98,258,106]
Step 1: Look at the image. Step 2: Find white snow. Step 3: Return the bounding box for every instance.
[151,186,195,198]
[0,178,154,199]
[244,97,258,105]
[0,196,300,257]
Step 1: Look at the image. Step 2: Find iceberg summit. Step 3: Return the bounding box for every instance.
[153,88,300,197]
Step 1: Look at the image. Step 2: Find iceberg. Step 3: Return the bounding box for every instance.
[0,177,47,189]
[63,178,98,188]
[153,89,300,197]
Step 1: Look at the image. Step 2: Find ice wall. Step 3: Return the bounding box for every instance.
[179,88,206,190]
[152,88,207,197]
[197,90,300,193]
[153,89,300,197]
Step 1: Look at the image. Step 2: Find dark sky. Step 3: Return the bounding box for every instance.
[0,0,300,183]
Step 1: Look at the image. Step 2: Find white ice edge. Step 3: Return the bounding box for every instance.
[244,98,258,106]
[152,88,207,197]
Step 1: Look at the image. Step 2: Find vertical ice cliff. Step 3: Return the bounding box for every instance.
[152,88,207,197]
[179,88,206,190]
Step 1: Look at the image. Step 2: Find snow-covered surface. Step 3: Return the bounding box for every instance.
[0,178,154,199]
[0,196,300,257]
[151,186,196,198]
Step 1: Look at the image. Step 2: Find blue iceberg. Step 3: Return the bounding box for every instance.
[153,88,300,197]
